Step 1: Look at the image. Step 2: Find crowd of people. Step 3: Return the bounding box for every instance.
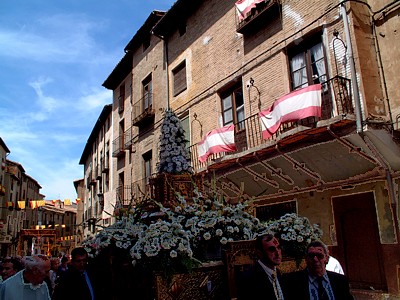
[0,248,97,300]
[0,237,353,300]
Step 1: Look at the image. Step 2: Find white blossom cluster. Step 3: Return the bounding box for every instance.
[82,189,267,272]
[266,213,323,259]
[157,109,193,174]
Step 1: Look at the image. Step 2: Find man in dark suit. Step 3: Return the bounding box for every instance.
[237,233,284,300]
[282,240,354,300]
[52,247,97,300]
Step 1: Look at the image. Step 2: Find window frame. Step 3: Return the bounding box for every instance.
[142,75,153,110]
[143,151,152,185]
[220,84,245,131]
[288,34,328,91]
[172,61,187,96]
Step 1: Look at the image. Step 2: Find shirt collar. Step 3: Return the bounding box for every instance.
[257,259,276,277]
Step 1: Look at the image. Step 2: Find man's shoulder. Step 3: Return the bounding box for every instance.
[327,270,349,282]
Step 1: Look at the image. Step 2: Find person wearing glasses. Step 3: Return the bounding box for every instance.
[237,233,285,300]
[282,240,353,300]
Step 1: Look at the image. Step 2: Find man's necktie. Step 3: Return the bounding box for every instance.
[271,271,281,300]
[317,277,328,300]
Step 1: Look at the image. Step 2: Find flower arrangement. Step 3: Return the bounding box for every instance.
[82,188,267,282]
[265,213,323,264]
[157,109,193,175]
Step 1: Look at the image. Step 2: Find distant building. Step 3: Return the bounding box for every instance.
[79,104,113,239]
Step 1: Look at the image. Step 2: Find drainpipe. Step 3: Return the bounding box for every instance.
[340,3,363,133]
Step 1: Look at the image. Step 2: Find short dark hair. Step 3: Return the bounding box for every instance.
[71,247,88,260]
[2,257,23,271]
[306,240,328,255]
[255,233,275,251]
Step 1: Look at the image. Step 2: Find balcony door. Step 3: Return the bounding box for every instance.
[221,85,245,130]
[142,75,152,111]
[288,34,333,120]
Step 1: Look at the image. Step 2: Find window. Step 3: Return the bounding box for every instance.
[288,34,332,119]
[256,201,297,222]
[289,35,327,90]
[221,85,245,130]
[142,75,152,110]
[143,151,152,184]
[119,120,125,145]
[119,83,125,113]
[172,61,187,96]
[179,112,190,148]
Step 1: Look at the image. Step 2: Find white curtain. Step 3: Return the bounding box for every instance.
[291,53,307,89]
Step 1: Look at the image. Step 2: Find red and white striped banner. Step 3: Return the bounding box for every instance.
[259,84,322,139]
[235,0,265,20]
[198,125,237,162]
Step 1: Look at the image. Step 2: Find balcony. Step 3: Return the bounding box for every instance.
[87,172,96,187]
[124,127,132,149]
[116,178,152,206]
[95,166,102,180]
[235,0,281,34]
[112,135,125,157]
[101,157,109,173]
[189,76,354,172]
[131,93,155,127]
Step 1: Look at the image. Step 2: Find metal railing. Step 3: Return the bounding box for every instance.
[112,135,125,157]
[235,0,280,33]
[116,178,153,206]
[132,93,155,125]
[189,76,353,171]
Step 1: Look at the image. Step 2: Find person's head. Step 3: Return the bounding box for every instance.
[255,233,282,269]
[305,240,329,277]
[1,257,23,281]
[60,255,69,266]
[50,257,60,271]
[22,255,51,286]
[70,247,89,273]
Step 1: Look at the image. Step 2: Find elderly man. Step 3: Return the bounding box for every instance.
[0,255,51,300]
[283,240,353,300]
[238,233,285,300]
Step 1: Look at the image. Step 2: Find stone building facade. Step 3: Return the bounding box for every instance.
[86,0,400,298]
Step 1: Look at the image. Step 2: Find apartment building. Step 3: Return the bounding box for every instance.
[91,0,400,297]
[79,104,113,238]
[103,10,166,207]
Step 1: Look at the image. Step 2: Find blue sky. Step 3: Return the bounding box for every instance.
[0,0,175,202]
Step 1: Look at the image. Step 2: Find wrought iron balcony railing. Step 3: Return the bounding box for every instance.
[131,93,155,127]
[112,135,125,157]
[235,0,281,34]
[116,178,153,206]
[189,76,353,171]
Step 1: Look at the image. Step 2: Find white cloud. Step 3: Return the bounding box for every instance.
[78,88,112,110]
[0,13,101,63]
